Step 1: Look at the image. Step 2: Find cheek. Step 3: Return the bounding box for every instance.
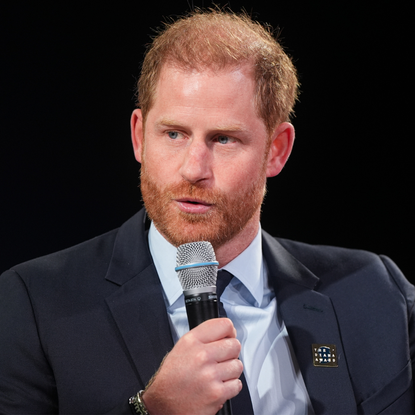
[228,150,268,183]
[217,166,262,197]
[142,145,179,184]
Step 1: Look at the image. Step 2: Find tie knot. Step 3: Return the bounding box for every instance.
[216,269,234,299]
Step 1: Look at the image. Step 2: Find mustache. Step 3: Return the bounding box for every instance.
[140,168,226,205]
[166,181,222,203]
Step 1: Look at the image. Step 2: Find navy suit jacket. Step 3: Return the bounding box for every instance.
[1,208,414,414]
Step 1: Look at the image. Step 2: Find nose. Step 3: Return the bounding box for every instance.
[179,139,212,184]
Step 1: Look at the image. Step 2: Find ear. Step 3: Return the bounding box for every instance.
[265,122,295,178]
[130,108,144,163]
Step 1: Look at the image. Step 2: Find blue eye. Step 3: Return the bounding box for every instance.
[217,135,229,144]
[168,131,179,139]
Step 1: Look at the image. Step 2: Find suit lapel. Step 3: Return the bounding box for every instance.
[104,210,174,388]
[262,231,357,414]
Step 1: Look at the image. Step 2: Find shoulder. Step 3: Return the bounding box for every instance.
[4,228,119,282]
[0,228,121,312]
[0,209,148,296]
[264,232,414,306]
[275,235,383,273]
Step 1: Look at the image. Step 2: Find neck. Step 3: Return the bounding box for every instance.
[153,210,261,268]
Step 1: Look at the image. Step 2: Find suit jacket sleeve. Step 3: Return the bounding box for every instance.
[0,269,140,415]
[0,269,59,413]
[0,210,170,414]
[381,255,415,390]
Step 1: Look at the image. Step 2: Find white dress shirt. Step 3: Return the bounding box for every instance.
[148,223,312,414]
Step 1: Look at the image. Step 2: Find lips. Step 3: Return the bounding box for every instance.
[174,198,213,214]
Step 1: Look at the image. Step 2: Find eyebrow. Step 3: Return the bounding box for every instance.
[155,118,246,133]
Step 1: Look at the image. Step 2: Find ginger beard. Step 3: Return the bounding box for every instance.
[140,150,269,250]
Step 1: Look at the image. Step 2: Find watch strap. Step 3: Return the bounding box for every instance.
[129,390,149,415]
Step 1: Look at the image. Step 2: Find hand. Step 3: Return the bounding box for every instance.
[142,318,243,415]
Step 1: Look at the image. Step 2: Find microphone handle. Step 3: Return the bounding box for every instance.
[184,291,233,415]
[217,400,232,415]
[185,291,219,329]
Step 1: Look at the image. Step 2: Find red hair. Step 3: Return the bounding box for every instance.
[137,8,299,134]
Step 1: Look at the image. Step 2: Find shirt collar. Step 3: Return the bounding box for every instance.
[148,223,183,307]
[148,223,264,307]
[221,227,263,307]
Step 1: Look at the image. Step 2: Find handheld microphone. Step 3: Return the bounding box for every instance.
[175,241,232,415]
[175,241,219,328]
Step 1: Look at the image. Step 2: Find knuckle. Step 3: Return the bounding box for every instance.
[180,331,194,346]
[216,317,233,332]
[229,357,243,375]
[223,317,234,331]
[236,359,244,374]
[195,349,210,365]
[225,337,241,354]
[208,383,224,404]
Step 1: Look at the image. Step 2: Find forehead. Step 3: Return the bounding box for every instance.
[151,63,259,120]
[162,60,255,89]
[162,60,253,80]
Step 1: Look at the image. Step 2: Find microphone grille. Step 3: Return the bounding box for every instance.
[176,241,218,291]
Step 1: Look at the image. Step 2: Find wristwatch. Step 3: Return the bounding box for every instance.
[129,390,149,415]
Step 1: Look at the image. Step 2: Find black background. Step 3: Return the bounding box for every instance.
[1,1,413,282]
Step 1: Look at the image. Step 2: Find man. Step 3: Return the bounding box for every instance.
[0,9,414,415]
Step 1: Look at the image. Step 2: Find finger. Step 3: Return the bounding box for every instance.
[206,337,241,363]
[191,318,236,344]
[221,377,244,402]
[216,357,244,382]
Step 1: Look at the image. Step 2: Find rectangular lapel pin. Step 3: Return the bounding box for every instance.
[312,344,338,367]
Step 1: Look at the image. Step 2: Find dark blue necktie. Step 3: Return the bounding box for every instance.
[216,270,254,415]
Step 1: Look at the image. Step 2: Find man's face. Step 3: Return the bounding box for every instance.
[135,64,274,249]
